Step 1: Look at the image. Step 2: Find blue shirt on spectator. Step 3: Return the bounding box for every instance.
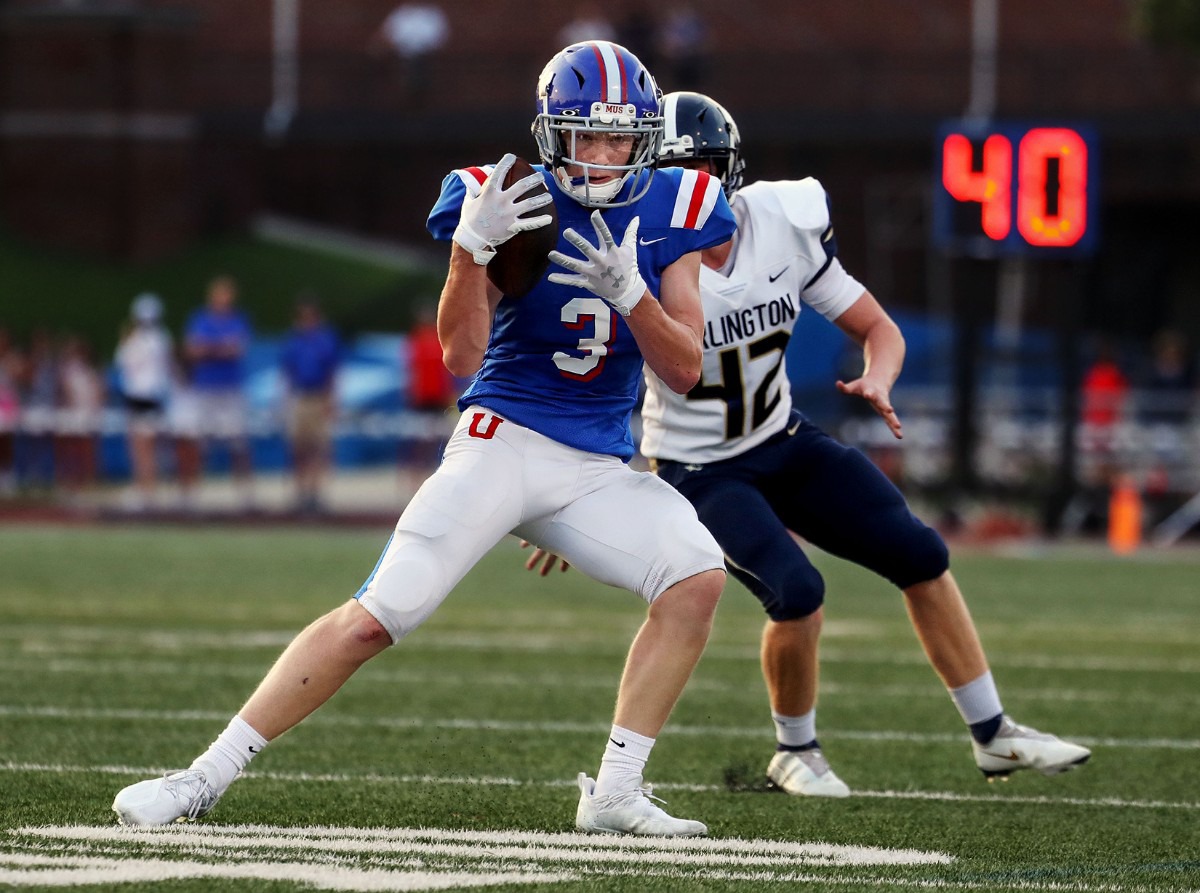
[281,323,340,393]
[185,307,252,390]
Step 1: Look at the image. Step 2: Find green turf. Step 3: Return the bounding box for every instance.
[1,525,1198,891]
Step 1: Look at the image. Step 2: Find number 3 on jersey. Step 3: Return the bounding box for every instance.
[689,331,790,439]
[553,297,614,381]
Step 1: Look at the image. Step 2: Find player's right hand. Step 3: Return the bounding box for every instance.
[547,210,647,316]
[519,540,571,576]
[453,153,555,266]
[836,376,904,439]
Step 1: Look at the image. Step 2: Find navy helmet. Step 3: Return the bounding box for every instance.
[659,91,745,200]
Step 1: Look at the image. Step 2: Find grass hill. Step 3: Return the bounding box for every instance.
[0,222,447,355]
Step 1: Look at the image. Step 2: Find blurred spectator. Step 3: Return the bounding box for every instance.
[1081,339,1129,428]
[15,328,57,492]
[558,4,617,46]
[55,333,104,498]
[1080,337,1129,464]
[114,293,174,510]
[403,304,456,489]
[177,275,254,511]
[0,328,18,495]
[657,4,709,90]
[370,2,449,105]
[1140,328,1196,424]
[279,293,340,514]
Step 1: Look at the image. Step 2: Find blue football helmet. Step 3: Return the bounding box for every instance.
[532,41,663,208]
[659,91,745,200]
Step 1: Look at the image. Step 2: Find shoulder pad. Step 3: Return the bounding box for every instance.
[740,177,831,235]
[452,164,497,197]
[667,168,724,230]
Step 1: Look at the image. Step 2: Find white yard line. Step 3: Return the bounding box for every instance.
[3,761,1198,811]
[1,704,1196,751]
[2,656,1195,705]
[14,824,954,865]
[4,626,1199,674]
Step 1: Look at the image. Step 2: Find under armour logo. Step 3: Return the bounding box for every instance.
[600,266,625,290]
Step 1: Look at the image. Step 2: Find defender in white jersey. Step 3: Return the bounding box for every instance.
[643,92,1091,795]
[112,45,735,838]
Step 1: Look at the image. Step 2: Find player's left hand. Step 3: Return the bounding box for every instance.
[548,210,647,316]
[837,376,904,439]
[519,540,571,576]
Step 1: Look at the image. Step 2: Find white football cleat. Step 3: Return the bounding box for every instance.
[575,773,707,837]
[112,769,222,826]
[766,748,851,798]
[972,716,1091,781]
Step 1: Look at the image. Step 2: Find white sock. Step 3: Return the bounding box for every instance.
[593,725,654,797]
[772,709,817,748]
[190,715,268,794]
[949,671,1004,725]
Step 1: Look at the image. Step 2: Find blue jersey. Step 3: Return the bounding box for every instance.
[427,164,736,459]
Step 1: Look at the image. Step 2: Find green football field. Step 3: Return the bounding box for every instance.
[1,523,1197,892]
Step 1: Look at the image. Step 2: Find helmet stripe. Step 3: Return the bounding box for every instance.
[591,41,626,104]
[613,47,628,103]
[663,93,680,142]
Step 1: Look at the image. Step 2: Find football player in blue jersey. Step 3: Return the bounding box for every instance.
[527,90,1091,798]
[112,43,736,837]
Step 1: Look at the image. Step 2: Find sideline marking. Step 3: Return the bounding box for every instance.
[0,851,563,890]
[1,824,952,891]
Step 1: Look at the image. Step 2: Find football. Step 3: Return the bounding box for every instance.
[487,156,558,298]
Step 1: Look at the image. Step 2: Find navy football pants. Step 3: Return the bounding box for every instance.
[655,412,949,621]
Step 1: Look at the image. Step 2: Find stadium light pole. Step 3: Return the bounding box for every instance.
[966,0,998,123]
[264,0,299,139]
[946,0,1000,496]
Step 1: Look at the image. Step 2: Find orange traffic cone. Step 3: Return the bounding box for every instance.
[1107,474,1143,555]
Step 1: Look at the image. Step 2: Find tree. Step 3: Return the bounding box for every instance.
[1134,0,1200,54]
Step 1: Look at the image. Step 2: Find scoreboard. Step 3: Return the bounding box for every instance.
[932,120,1099,257]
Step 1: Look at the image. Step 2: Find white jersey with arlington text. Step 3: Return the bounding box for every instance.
[640,177,865,464]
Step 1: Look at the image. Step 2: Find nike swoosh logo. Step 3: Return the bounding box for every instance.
[822,228,834,243]
[638,237,667,246]
[609,738,626,748]
[768,267,789,282]
[989,750,1021,761]
[248,746,261,754]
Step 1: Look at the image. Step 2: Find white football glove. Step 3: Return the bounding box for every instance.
[548,210,647,317]
[453,153,555,266]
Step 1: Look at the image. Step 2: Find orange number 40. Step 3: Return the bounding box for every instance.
[942,127,1089,248]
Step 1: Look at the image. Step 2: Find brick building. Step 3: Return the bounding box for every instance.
[2,0,1198,338]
